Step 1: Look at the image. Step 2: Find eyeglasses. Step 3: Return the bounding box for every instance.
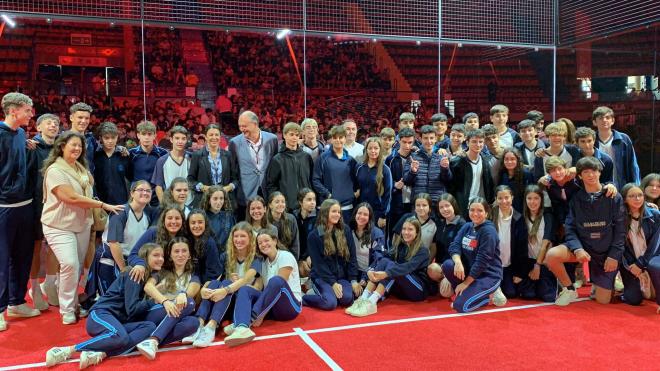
[134,188,152,193]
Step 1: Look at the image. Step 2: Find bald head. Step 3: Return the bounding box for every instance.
[238,110,260,140]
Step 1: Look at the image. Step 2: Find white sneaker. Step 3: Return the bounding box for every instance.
[62,313,77,325]
[29,288,49,311]
[182,325,203,344]
[79,351,105,369]
[41,281,59,306]
[8,303,41,318]
[345,298,365,315]
[46,346,72,367]
[192,325,216,348]
[136,339,158,360]
[555,288,579,306]
[223,323,235,336]
[224,326,256,347]
[614,273,624,292]
[439,278,455,298]
[351,301,377,317]
[491,287,507,307]
[0,311,6,332]
[78,307,89,318]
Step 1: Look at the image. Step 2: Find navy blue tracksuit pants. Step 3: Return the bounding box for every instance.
[374,258,427,302]
[85,244,122,299]
[146,298,198,345]
[196,279,234,324]
[251,276,301,324]
[0,204,34,311]
[75,309,155,356]
[517,261,557,303]
[303,278,354,310]
[442,259,501,313]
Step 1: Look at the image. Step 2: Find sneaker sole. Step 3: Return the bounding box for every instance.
[225,334,255,347]
[137,347,156,360]
[192,340,212,348]
[7,310,41,318]
[351,309,376,318]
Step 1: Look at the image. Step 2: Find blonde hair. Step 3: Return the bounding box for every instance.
[544,122,567,137]
[225,222,256,275]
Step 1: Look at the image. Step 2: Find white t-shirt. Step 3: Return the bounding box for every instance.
[541,147,572,176]
[498,212,512,267]
[262,250,303,302]
[162,155,193,205]
[526,217,545,259]
[353,232,371,272]
[523,144,537,170]
[499,130,514,149]
[599,136,617,183]
[629,220,647,259]
[345,141,364,159]
[468,156,484,200]
[103,209,150,256]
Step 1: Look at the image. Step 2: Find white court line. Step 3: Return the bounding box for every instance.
[294,328,342,371]
[0,299,588,371]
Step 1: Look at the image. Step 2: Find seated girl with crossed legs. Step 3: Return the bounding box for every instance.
[136,237,200,360]
[45,244,164,369]
[346,217,431,317]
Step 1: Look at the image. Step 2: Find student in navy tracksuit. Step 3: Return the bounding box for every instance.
[201,185,236,249]
[312,125,359,224]
[0,92,37,329]
[491,186,528,302]
[592,106,640,189]
[267,192,301,259]
[87,180,159,298]
[45,243,163,369]
[619,184,660,311]
[346,217,430,317]
[533,123,581,183]
[127,207,186,282]
[574,127,614,184]
[517,185,558,302]
[94,122,132,205]
[184,222,262,348]
[641,173,660,208]
[303,199,361,310]
[129,121,168,207]
[355,137,393,229]
[349,203,386,286]
[442,198,503,313]
[294,188,317,279]
[497,149,534,213]
[428,194,466,294]
[137,237,200,360]
[186,209,223,284]
[385,127,416,240]
[403,125,452,205]
[545,157,626,306]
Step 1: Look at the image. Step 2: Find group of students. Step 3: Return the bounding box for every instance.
[1,91,659,369]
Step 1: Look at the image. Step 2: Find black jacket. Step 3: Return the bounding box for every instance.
[266,143,314,211]
[449,153,495,219]
[187,147,237,208]
[26,135,53,205]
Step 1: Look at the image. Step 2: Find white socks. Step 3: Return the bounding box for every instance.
[44,274,57,286]
[368,292,381,305]
[30,279,41,295]
[360,289,372,301]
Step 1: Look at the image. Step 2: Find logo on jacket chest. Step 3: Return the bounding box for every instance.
[462,235,478,250]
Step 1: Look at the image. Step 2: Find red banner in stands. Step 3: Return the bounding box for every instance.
[58,56,109,67]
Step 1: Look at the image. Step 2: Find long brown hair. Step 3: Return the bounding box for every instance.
[267,192,294,248]
[138,243,163,279]
[523,185,544,245]
[362,137,386,196]
[246,196,270,230]
[622,183,645,237]
[498,148,525,202]
[160,237,194,294]
[315,199,349,260]
[201,185,231,212]
[225,222,256,275]
[392,217,423,261]
[156,206,186,248]
[41,130,89,174]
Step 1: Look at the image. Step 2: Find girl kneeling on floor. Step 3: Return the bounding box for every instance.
[303,199,362,310]
[346,217,431,317]
[136,237,200,360]
[517,185,557,302]
[46,243,164,369]
[185,222,262,348]
[441,197,503,313]
[620,183,660,312]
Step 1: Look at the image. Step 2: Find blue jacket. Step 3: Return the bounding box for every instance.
[193,236,223,283]
[595,129,640,189]
[90,271,152,323]
[312,148,358,207]
[514,140,546,170]
[129,145,169,183]
[207,210,235,250]
[495,209,529,278]
[403,149,452,203]
[622,207,660,270]
[385,151,413,214]
[356,163,393,220]
[497,169,535,213]
[0,122,32,204]
[434,215,466,263]
[448,221,502,280]
[307,226,359,284]
[533,145,581,181]
[378,241,430,292]
[94,148,132,205]
[546,178,582,225]
[564,188,626,260]
[106,204,159,244]
[294,209,317,261]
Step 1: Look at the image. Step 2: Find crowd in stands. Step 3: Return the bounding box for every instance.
[1,90,659,369]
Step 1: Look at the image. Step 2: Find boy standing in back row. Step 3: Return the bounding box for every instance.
[592,106,640,189]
